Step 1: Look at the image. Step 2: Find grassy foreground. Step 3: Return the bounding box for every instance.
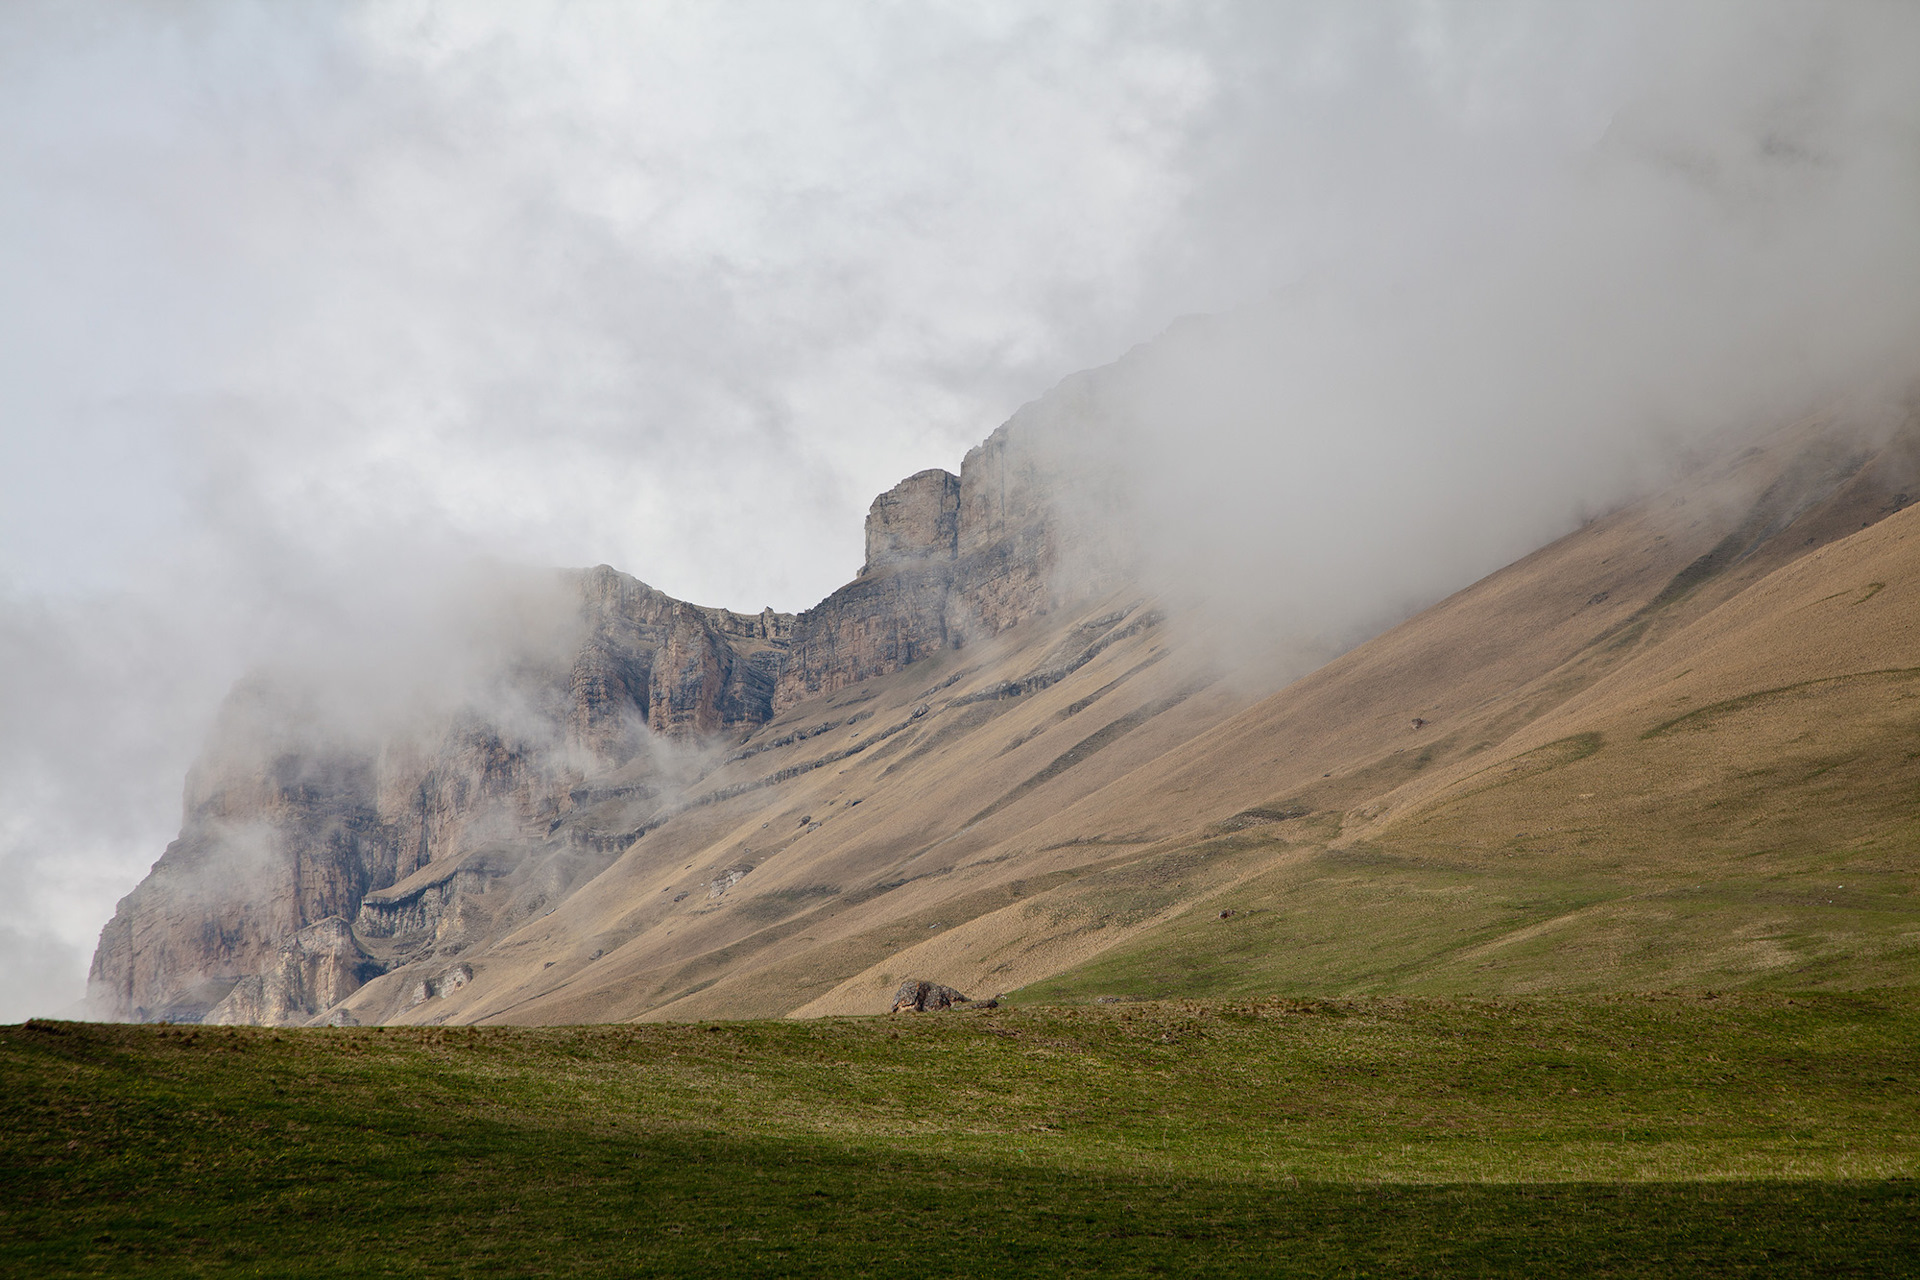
[4,994,1919,1277]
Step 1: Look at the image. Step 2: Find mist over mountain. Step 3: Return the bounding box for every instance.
[5,3,1919,1021]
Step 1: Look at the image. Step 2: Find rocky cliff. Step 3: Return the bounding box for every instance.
[87,381,1920,1027]
[775,397,1134,708]
[86,567,800,1023]
[86,406,1110,1025]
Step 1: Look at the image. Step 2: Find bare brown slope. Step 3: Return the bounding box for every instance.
[337,415,1917,1024]
[1015,416,1912,848]
[786,415,1918,1013]
[338,594,1268,1024]
[1021,425,1920,1000]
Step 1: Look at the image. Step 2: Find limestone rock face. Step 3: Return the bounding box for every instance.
[87,708,400,1024]
[773,563,958,709]
[775,405,1134,709]
[571,566,791,751]
[204,917,381,1026]
[87,566,797,1025]
[87,404,1131,1026]
[955,422,1055,559]
[864,469,959,572]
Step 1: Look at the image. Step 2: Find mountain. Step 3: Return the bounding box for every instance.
[87,378,1920,1025]
[84,392,1135,1024]
[1018,416,1920,1001]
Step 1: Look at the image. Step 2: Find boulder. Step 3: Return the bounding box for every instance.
[890,978,970,1013]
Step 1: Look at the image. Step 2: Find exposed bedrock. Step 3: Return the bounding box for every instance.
[86,565,799,1024]
[863,468,960,572]
[775,405,1135,708]
[204,916,382,1027]
[88,403,1122,1025]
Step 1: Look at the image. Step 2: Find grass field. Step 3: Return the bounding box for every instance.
[5,993,1919,1276]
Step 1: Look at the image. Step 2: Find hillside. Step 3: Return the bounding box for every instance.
[85,382,1150,1026]
[9,995,1918,1275]
[87,396,1920,1027]
[1026,417,1920,1001]
[369,412,1918,1026]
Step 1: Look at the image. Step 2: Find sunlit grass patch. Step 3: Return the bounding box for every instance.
[5,993,1919,1275]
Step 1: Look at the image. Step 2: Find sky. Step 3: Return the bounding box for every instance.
[4,1,1918,1020]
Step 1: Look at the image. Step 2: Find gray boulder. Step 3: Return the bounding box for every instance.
[890,979,970,1013]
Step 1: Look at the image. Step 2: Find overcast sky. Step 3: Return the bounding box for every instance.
[4,1,1917,1021]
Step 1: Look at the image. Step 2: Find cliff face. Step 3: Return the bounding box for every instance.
[568,567,791,748]
[774,403,1131,708]
[862,468,960,572]
[86,405,1105,1025]
[85,567,799,1024]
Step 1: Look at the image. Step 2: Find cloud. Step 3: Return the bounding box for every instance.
[1028,1,1920,653]
[3,1,1917,1018]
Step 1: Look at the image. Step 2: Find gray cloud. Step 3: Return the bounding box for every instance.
[4,1,1917,1019]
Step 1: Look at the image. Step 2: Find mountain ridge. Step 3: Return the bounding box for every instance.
[85,395,1131,1024]
[85,382,1920,1026]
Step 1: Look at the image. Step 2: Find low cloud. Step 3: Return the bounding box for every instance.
[3,2,1916,1018]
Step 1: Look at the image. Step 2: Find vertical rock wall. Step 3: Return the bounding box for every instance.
[85,567,798,1024]
[86,401,1131,1024]
[863,469,960,571]
[775,397,1133,708]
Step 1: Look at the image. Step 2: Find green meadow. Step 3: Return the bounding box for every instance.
[4,993,1918,1276]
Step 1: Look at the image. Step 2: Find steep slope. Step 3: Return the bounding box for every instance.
[338,592,1263,1025]
[90,380,1920,1026]
[345,413,1918,1026]
[1017,418,1920,1000]
[86,388,1138,1025]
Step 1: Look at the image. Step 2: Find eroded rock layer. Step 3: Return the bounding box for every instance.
[86,567,801,1023]
[775,408,1132,709]
[87,396,1920,1027]
[86,406,1108,1025]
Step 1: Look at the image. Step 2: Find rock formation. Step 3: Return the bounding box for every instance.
[890,979,973,1013]
[86,566,801,1023]
[774,407,1134,709]
[204,916,380,1026]
[87,404,1118,1026]
[862,468,960,572]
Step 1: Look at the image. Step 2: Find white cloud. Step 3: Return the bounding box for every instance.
[2,0,1916,1018]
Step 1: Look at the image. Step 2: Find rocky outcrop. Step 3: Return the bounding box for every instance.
[87,704,402,1024]
[87,566,798,1024]
[353,848,515,946]
[863,469,960,572]
[890,979,972,1012]
[776,404,1134,708]
[203,916,381,1025]
[88,400,1132,1026]
[406,962,474,1007]
[570,567,792,751]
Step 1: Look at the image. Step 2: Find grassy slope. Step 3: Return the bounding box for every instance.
[1024,446,1920,1006]
[6,997,1920,1276]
